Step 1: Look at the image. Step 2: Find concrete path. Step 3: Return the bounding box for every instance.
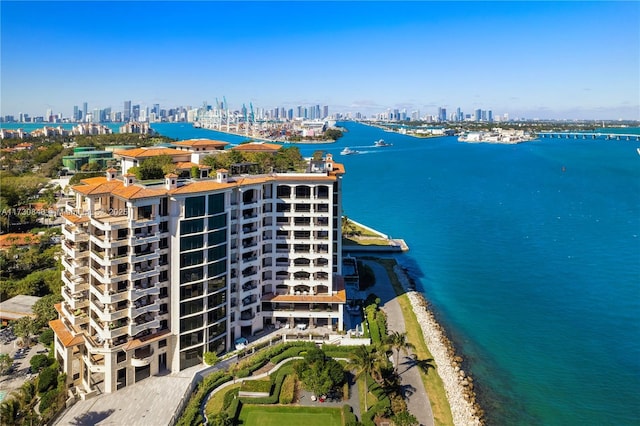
[364,260,435,426]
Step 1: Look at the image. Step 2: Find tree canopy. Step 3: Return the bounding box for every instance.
[293,347,345,397]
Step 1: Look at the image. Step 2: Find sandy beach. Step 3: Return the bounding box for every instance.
[393,265,484,426]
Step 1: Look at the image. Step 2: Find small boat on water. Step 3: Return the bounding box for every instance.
[637,147,640,156]
[374,139,392,147]
[341,147,360,155]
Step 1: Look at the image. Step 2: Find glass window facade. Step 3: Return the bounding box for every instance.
[185,196,205,218]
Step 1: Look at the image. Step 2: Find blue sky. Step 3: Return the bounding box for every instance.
[1,1,638,120]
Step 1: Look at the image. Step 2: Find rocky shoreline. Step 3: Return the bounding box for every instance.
[394,265,484,426]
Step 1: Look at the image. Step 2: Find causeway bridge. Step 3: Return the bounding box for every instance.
[537,131,640,141]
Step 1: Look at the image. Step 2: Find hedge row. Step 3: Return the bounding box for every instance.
[238,367,289,405]
[343,404,358,424]
[321,344,362,358]
[176,371,232,426]
[235,341,312,378]
[279,374,295,404]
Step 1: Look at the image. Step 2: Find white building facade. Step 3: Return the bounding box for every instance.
[51,143,345,395]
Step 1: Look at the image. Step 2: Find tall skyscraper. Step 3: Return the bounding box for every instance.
[323,105,329,119]
[132,105,140,121]
[438,107,447,122]
[124,101,132,122]
[73,106,79,122]
[83,102,88,122]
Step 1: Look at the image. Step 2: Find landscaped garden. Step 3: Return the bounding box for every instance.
[176,291,433,426]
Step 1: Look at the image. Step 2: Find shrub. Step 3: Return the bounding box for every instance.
[176,371,232,426]
[39,328,54,346]
[223,388,239,410]
[343,404,357,425]
[37,366,57,394]
[30,354,52,372]
[279,374,295,404]
[38,388,59,413]
[203,351,219,366]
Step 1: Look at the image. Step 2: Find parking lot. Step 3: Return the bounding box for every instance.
[0,328,48,401]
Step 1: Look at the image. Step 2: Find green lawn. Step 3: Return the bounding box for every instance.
[238,405,343,426]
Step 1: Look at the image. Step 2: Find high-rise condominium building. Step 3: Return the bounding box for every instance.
[51,141,346,395]
[124,101,131,122]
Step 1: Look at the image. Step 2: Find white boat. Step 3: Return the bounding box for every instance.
[374,139,392,147]
[341,147,360,155]
[637,147,640,156]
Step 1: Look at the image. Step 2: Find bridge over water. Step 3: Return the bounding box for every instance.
[537,131,640,141]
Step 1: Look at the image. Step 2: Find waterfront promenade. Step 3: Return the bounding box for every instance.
[363,260,435,426]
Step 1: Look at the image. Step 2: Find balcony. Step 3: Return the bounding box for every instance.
[131,347,154,367]
[129,318,160,337]
[131,232,160,246]
[92,300,129,323]
[129,284,160,301]
[90,282,129,305]
[83,353,106,374]
[63,242,89,259]
[130,300,160,317]
[98,319,129,340]
[62,288,89,311]
[63,225,89,243]
[242,295,258,307]
[131,248,160,264]
[130,265,160,281]
[90,249,110,267]
[131,215,159,228]
[63,272,90,294]
[63,303,89,327]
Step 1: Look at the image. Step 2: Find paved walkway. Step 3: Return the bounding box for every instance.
[364,260,435,426]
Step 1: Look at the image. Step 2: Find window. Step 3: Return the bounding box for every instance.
[180,282,204,300]
[180,251,203,268]
[208,193,225,215]
[180,346,202,370]
[158,339,167,348]
[208,308,227,323]
[137,205,152,220]
[208,213,226,230]
[208,292,226,308]
[180,266,204,284]
[185,196,205,218]
[180,235,203,251]
[180,299,203,316]
[180,332,203,348]
[181,219,204,235]
[208,244,227,262]
[208,277,226,293]
[208,230,226,246]
[208,260,226,277]
[180,316,204,333]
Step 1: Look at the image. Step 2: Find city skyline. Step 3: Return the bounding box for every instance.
[1,1,639,120]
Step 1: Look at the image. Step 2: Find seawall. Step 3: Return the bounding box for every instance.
[393,265,484,426]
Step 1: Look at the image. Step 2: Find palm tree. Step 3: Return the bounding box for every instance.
[348,345,383,412]
[386,331,415,374]
[0,398,21,426]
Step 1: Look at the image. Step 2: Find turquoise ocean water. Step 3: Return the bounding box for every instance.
[3,120,639,424]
